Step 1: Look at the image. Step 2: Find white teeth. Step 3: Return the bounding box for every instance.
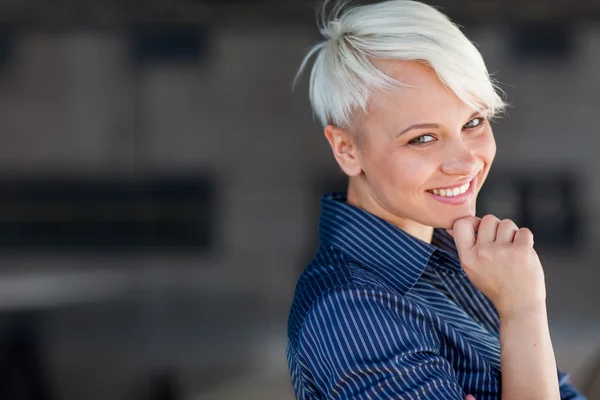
[429,182,470,197]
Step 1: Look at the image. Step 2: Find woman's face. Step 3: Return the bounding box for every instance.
[332,60,496,232]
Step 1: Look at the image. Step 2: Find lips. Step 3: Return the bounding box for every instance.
[427,181,471,197]
[426,172,479,195]
[426,176,477,205]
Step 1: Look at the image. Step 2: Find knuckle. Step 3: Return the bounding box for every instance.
[519,227,533,235]
[518,227,534,241]
[481,214,498,223]
[500,218,516,226]
[514,242,536,255]
[475,246,493,261]
[480,215,500,228]
[454,218,468,229]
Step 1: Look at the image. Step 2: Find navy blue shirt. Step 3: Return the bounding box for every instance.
[287,192,584,399]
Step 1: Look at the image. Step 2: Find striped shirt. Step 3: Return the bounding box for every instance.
[287,192,585,399]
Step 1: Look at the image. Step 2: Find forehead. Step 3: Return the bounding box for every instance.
[365,60,470,125]
[374,59,441,88]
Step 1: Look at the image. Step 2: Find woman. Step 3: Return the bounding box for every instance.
[287,1,585,399]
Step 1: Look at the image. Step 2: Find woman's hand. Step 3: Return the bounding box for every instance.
[449,216,559,399]
[448,215,546,319]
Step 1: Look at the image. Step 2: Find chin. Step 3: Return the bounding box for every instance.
[434,209,476,230]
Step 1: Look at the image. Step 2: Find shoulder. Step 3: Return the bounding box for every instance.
[290,274,443,379]
[287,245,391,348]
[287,246,435,351]
[294,245,392,296]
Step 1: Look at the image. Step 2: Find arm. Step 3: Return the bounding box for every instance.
[499,306,560,399]
[298,286,467,399]
[450,216,568,400]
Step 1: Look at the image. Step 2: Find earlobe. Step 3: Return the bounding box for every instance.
[323,125,363,177]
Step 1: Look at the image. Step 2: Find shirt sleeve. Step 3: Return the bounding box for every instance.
[297,285,466,399]
[558,369,586,399]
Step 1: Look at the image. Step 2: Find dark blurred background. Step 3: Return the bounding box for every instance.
[0,0,598,399]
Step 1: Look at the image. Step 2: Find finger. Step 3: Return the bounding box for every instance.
[513,227,534,247]
[477,214,500,243]
[464,395,476,400]
[452,217,481,253]
[496,219,519,244]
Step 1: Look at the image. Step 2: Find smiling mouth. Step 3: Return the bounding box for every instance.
[426,181,471,197]
[426,173,480,198]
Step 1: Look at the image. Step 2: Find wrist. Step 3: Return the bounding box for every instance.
[498,301,547,323]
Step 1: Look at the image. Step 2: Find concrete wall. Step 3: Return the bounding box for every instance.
[0,24,599,399]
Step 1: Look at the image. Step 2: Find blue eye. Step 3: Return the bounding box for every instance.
[464,117,485,129]
[409,134,435,146]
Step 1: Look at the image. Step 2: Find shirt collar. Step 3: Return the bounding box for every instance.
[318,192,463,295]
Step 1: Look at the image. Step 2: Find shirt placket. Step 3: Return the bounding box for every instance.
[430,252,501,337]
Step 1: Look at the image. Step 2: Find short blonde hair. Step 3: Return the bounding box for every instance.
[294,0,507,129]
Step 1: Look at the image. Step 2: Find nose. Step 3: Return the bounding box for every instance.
[440,140,478,177]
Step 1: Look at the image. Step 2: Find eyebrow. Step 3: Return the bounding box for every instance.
[396,111,481,138]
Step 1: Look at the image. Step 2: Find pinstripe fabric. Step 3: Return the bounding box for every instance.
[287,192,585,399]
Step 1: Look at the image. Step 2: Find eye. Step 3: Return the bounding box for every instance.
[463,116,486,129]
[408,134,435,146]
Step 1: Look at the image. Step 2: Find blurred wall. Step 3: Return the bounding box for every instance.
[0,10,598,400]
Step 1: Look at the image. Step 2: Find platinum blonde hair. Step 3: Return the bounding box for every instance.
[294,0,507,130]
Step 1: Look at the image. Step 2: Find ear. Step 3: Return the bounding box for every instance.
[323,125,363,177]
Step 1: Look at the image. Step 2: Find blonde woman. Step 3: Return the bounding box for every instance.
[287,1,585,399]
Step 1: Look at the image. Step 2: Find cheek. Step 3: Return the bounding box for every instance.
[363,142,434,195]
[383,153,432,193]
[470,132,496,164]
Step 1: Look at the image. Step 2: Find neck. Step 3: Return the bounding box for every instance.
[346,176,434,244]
